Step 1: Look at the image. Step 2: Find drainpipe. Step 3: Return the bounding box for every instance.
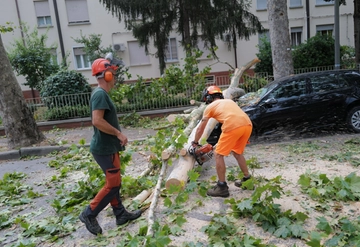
[53,0,66,65]
[306,0,310,40]
[14,0,25,45]
[334,0,340,70]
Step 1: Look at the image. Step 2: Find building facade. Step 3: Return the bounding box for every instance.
[0,0,355,96]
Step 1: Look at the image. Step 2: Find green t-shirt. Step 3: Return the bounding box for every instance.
[89,87,124,155]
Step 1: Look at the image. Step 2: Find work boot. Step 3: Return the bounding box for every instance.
[116,209,142,226]
[206,181,229,198]
[79,210,102,235]
[234,175,252,188]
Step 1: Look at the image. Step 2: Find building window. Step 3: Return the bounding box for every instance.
[291,27,302,46]
[165,38,178,62]
[65,0,90,24]
[73,47,91,69]
[316,0,333,5]
[128,41,150,66]
[34,1,52,27]
[257,0,267,10]
[316,24,334,36]
[290,0,302,7]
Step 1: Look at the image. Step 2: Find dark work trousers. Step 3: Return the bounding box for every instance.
[85,153,125,217]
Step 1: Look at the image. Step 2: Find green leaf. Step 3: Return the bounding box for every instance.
[289,223,307,238]
[298,174,311,188]
[187,170,200,182]
[306,231,323,247]
[175,215,187,227]
[164,197,172,207]
[308,187,320,198]
[293,211,309,222]
[237,199,252,211]
[316,216,333,234]
[325,235,342,247]
[274,225,290,238]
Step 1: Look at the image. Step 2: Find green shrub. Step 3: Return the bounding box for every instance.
[44,105,90,120]
[292,34,335,69]
[40,70,92,108]
[254,37,273,75]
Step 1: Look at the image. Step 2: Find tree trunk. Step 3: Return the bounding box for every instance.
[355,0,360,69]
[0,34,45,149]
[267,0,294,79]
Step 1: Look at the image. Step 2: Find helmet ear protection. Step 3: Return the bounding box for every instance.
[206,94,214,104]
[104,71,113,82]
[96,70,114,82]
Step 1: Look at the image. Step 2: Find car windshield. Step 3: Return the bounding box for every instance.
[238,83,277,107]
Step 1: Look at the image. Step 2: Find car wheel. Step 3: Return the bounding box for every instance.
[347,106,360,133]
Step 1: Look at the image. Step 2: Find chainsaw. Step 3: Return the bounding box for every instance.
[188,143,216,165]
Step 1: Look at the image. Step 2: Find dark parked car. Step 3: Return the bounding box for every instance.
[238,69,360,135]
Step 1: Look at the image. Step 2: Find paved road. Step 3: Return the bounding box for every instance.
[0,156,55,178]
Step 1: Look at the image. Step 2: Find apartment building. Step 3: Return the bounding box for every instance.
[0,0,354,97]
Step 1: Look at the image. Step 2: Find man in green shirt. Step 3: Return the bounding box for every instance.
[79,54,142,235]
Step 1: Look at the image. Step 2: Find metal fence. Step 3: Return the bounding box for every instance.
[22,66,360,123]
[24,86,204,122]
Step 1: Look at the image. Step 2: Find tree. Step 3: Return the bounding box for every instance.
[324,0,360,68]
[267,0,293,79]
[0,26,45,149]
[7,24,61,95]
[99,0,264,74]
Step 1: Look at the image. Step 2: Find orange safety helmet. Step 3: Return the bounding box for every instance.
[92,58,117,75]
[202,85,224,104]
[91,53,124,82]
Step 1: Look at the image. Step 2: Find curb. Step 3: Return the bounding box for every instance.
[0,138,147,161]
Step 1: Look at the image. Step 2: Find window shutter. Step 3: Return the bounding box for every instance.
[128,41,150,65]
[65,0,89,23]
[316,25,334,31]
[290,0,302,7]
[257,0,267,10]
[34,1,50,17]
[291,27,302,33]
[73,47,85,55]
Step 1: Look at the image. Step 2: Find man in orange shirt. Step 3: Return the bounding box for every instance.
[192,86,252,197]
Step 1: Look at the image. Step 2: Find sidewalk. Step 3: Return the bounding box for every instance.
[0,126,157,161]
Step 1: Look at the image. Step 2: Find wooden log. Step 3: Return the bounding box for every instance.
[132,189,151,204]
[165,121,200,189]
